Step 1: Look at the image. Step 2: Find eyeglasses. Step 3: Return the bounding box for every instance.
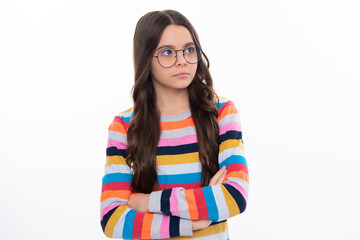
[153,44,202,68]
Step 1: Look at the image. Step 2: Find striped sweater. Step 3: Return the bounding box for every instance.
[100,97,249,239]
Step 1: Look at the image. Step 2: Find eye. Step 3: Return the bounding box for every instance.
[159,48,174,56]
[185,46,195,54]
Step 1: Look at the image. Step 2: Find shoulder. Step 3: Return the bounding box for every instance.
[108,107,134,133]
[215,96,238,115]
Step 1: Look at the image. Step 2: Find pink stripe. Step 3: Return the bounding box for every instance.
[169,188,180,217]
[107,138,127,149]
[225,181,248,202]
[160,214,170,238]
[100,203,122,220]
[219,121,242,135]
[158,134,197,147]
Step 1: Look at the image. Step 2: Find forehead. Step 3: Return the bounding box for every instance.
[157,25,194,48]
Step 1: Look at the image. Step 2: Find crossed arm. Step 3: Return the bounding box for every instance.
[128,166,228,230]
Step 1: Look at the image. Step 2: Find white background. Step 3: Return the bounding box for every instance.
[1,0,359,239]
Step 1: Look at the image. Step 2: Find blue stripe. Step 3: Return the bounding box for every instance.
[220,155,247,168]
[121,115,132,123]
[102,173,132,184]
[203,186,219,221]
[123,209,136,239]
[157,172,201,184]
[218,101,226,109]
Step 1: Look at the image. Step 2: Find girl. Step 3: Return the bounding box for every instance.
[100,9,249,239]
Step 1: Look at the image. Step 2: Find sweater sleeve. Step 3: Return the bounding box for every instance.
[100,115,193,239]
[148,99,249,222]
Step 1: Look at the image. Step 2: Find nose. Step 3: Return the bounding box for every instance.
[175,50,187,66]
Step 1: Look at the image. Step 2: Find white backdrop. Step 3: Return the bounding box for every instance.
[1,0,359,239]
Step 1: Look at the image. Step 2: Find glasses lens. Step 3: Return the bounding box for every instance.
[156,45,201,67]
[157,48,176,67]
[184,45,201,64]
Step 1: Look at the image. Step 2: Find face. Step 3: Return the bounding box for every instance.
[150,25,198,93]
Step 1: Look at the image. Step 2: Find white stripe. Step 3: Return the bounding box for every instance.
[108,130,127,143]
[156,162,202,175]
[105,163,132,174]
[151,213,163,239]
[212,184,230,221]
[112,207,131,238]
[219,112,240,127]
[219,147,246,165]
[225,177,249,193]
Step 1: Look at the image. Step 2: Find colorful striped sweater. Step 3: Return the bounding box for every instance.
[100,97,249,239]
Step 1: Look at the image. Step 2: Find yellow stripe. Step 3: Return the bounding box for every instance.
[120,107,132,114]
[105,155,127,167]
[219,139,244,153]
[168,221,228,239]
[104,204,128,237]
[221,184,240,218]
[156,152,199,165]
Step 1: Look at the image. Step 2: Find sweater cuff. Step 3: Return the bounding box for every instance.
[148,190,162,213]
[179,218,193,236]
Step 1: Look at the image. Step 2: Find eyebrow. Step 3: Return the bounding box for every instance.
[156,42,195,51]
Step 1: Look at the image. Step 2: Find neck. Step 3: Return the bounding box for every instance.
[155,88,190,115]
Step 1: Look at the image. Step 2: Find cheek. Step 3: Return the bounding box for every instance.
[150,61,161,79]
[191,64,198,76]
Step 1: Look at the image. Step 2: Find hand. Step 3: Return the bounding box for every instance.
[208,165,227,186]
[128,193,150,213]
[192,165,227,230]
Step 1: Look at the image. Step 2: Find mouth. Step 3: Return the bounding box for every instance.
[173,72,189,77]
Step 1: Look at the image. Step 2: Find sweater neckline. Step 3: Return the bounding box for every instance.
[160,108,191,122]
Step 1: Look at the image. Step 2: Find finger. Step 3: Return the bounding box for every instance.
[218,169,227,184]
[209,166,226,186]
[209,166,225,185]
[216,167,228,184]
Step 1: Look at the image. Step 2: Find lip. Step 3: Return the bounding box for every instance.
[173,72,189,77]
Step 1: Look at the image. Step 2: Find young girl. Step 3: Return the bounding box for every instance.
[100,9,249,239]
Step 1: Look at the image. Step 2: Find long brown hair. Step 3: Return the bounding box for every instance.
[126,9,220,193]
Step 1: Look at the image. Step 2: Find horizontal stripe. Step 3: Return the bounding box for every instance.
[158,133,197,147]
[101,182,131,192]
[156,142,199,155]
[160,125,196,139]
[105,163,132,174]
[156,152,199,165]
[156,182,201,190]
[158,172,202,184]
[105,155,127,167]
[161,118,194,131]
[102,173,132,184]
[100,96,248,240]
[157,162,202,175]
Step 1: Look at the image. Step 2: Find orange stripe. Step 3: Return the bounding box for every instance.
[101,190,131,201]
[160,118,194,130]
[108,121,127,134]
[225,171,249,183]
[141,213,154,239]
[184,189,198,220]
[218,104,238,122]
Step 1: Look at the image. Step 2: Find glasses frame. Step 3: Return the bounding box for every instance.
[152,44,202,68]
